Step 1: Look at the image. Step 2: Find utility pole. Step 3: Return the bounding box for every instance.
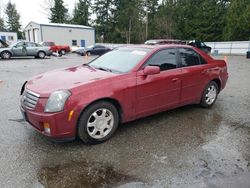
[128,18,131,44]
[145,0,148,40]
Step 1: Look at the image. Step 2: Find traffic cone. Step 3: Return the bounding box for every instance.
[224,56,228,63]
[84,53,88,61]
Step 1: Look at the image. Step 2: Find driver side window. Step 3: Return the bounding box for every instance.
[145,48,178,71]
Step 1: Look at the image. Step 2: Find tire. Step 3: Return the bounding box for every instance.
[1,51,11,59]
[200,81,219,108]
[37,51,46,59]
[87,51,91,56]
[78,101,119,144]
[60,49,66,55]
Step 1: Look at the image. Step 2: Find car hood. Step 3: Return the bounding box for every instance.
[0,47,11,51]
[26,65,116,97]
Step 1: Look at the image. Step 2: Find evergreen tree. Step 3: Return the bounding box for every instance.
[49,0,69,23]
[145,0,159,39]
[113,0,146,43]
[93,0,115,42]
[151,1,176,39]
[174,0,228,41]
[0,17,5,31]
[5,1,22,38]
[224,0,250,41]
[72,0,90,25]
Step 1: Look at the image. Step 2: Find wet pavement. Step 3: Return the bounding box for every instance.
[0,55,250,188]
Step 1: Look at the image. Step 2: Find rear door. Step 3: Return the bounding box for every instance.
[177,48,211,105]
[136,48,182,117]
[26,42,38,56]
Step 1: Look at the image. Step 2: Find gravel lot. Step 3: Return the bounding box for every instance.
[0,54,250,188]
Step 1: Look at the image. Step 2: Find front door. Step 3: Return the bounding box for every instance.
[136,48,182,118]
[11,42,27,56]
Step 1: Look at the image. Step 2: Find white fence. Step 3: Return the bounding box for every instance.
[205,41,250,55]
[98,41,250,55]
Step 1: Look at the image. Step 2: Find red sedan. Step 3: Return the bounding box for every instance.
[20,45,228,144]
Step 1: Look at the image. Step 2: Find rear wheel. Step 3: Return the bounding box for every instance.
[200,81,219,107]
[87,51,91,56]
[78,101,119,144]
[1,51,11,59]
[37,51,46,59]
[60,49,66,55]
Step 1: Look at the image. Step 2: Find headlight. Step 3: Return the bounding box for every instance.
[45,90,71,112]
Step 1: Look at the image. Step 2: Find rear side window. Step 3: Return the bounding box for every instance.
[179,48,205,67]
[26,42,37,47]
[145,48,177,71]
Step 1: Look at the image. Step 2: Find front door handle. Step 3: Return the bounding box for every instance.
[201,69,211,75]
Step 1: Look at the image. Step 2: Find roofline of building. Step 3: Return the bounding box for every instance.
[0,31,18,34]
[24,21,94,31]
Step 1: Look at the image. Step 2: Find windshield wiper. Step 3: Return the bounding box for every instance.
[83,64,93,68]
[94,66,114,73]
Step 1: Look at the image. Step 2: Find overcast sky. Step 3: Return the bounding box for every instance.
[0,0,78,28]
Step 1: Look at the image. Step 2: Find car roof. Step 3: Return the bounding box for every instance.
[119,44,193,50]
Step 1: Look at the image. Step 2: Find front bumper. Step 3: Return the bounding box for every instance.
[20,106,77,140]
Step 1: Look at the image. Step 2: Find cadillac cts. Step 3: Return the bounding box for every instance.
[20,45,228,144]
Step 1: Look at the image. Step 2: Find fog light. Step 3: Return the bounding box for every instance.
[43,123,51,134]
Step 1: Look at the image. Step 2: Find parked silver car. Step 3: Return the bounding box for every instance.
[0,41,52,59]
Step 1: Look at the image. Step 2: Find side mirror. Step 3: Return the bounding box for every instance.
[143,66,160,75]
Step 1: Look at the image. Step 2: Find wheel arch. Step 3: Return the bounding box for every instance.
[211,78,221,92]
[1,50,12,57]
[37,50,46,55]
[76,97,123,129]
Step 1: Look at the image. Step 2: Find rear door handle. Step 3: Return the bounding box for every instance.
[172,78,179,82]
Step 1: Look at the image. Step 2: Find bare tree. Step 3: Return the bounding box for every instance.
[39,0,54,19]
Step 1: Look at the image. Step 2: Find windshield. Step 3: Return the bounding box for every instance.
[10,42,19,48]
[89,47,150,73]
[86,45,94,49]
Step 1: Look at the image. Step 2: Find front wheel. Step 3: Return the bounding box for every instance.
[1,51,11,59]
[78,101,119,144]
[200,81,219,108]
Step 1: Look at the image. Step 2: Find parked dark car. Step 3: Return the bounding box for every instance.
[187,40,212,54]
[79,45,111,56]
[145,39,184,45]
[20,44,228,144]
[145,39,212,54]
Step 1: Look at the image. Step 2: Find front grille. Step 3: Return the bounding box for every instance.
[21,90,40,110]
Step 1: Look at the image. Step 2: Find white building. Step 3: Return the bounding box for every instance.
[24,22,95,47]
[0,32,18,44]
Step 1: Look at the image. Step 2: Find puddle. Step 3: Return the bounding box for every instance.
[38,160,140,188]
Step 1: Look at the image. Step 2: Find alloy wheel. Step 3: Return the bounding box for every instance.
[87,108,114,139]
